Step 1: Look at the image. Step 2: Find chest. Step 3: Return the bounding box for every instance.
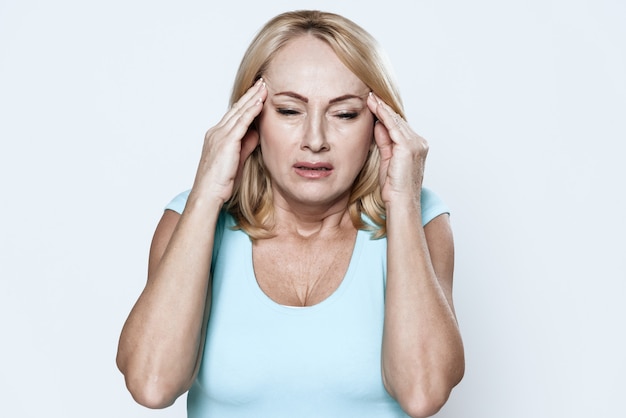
[188,227,401,415]
[195,229,391,411]
[252,230,357,306]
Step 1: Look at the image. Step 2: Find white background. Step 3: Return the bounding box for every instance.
[1,0,624,417]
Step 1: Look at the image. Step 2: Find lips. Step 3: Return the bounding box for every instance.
[293,161,334,178]
[297,166,331,171]
[294,162,333,170]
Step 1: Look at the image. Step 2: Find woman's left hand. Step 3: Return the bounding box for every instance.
[367,93,428,205]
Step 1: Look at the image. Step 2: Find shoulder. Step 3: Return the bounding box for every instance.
[163,189,234,228]
[360,187,449,229]
[420,187,450,226]
[164,189,191,214]
[359,187,449,239]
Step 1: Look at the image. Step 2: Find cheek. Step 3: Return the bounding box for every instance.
[257,110,295,142]
[257,119,294,173]
[352,124,375,155]
[358,126,376,166]
[341,133,374,177]
[257,114,281,151]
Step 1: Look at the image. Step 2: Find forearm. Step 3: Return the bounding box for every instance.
[117,79,266,407]
[381,198,464,417]
[117,195,221,407]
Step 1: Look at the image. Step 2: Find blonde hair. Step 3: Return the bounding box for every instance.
[226,10,404,239]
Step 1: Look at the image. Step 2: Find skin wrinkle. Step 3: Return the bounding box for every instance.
[117,18,463,414]
[254,40,375,221]
[263,77,371,107]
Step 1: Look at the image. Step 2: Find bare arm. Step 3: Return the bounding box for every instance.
[116,202,219,408]
[116,79,267,408]
[368,94,464,418]
[383,208,464,417]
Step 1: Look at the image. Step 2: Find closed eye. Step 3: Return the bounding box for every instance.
[277,108,301,116]
[335,112,359,120]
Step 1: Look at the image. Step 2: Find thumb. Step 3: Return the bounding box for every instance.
[237,127,260,177]
[374,120,393,160]
[241,127,260,160]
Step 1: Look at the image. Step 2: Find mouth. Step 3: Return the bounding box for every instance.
[295,166,331,171]
[293,162,334,178]
[294,162,333,171]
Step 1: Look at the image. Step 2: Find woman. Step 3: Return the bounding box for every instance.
[117,10,464,418]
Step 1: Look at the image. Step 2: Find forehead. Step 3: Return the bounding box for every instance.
[264,35,367,95]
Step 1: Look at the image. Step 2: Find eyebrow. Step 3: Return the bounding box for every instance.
[273,91,368,104]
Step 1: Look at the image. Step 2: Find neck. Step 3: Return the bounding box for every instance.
[271,199,353,238]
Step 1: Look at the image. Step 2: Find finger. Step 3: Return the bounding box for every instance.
[236,128,260,178]
[223,90,266,141]
[373,120,393,160]
[216,81,266,143]
[367,93,394,159]
[240,128,260,164]
[367,92,407,136]
[230,78,265,112]
[218,78,266,127]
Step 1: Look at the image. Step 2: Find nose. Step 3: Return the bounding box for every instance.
[301,111,329,152]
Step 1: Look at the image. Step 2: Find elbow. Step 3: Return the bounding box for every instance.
[396,388,450,418]
[124,375,181,409]
[116,347,188,409]
[390,368,465,418]
[117,357,185,409]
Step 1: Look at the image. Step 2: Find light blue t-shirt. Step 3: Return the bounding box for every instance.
[165,188,449,418]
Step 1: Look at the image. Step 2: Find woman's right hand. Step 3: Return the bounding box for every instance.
[117,81,267,407]
[192,78,267,204]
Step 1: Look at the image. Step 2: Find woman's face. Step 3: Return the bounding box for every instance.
[257,35,374,212]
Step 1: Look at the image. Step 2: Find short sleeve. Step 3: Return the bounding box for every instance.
[163,189,227,270]
[164,187,448,224]
[420,187,450,225]
[164,189,191,214]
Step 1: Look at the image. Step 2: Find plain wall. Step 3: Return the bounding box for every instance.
[1,0,624,417]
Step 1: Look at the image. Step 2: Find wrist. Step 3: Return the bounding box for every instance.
[185,189,226,218]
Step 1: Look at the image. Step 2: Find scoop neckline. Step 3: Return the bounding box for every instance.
[245,229,365,314]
